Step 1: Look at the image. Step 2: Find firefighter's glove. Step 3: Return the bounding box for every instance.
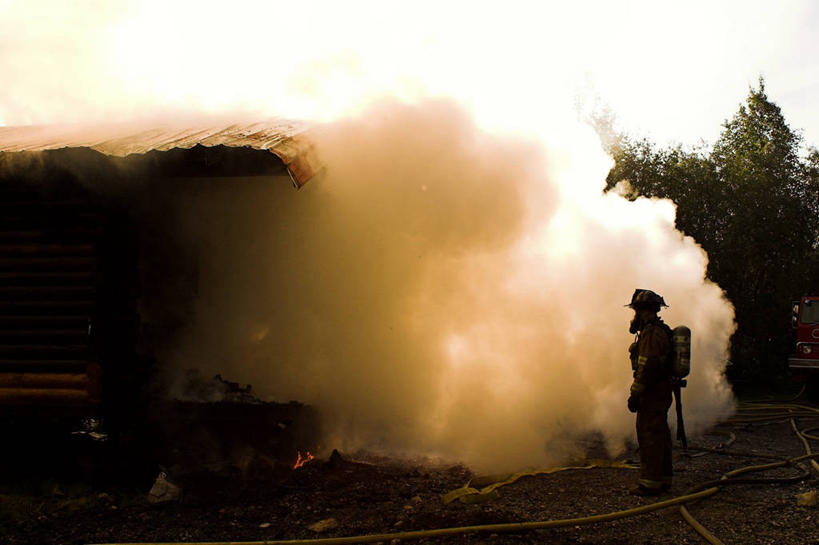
[627,394,641,414]
[628,343,638,372]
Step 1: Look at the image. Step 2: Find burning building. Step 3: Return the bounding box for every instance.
[0,103,737,480]
[0,121,322,484]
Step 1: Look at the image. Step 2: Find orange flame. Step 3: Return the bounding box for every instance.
[293,450,315,469]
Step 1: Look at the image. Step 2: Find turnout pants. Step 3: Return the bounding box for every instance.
[636,379,673,489]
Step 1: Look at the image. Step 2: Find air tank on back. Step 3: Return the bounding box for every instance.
[671,325,691,379]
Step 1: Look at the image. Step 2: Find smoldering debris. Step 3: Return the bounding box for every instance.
[152,370,320,496]
[173,369,258,404]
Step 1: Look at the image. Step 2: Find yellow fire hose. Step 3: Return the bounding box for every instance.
[91,401,819,545]
[678,399,819,544]
[90,453,819,545]
[679,451,818,545]
[91,487,721,545]
[442,458,636,505]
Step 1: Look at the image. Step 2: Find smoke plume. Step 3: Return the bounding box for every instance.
[166,99,735,472]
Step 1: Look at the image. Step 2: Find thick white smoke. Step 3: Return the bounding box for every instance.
[169,100,735,471]
[2,0,745,471]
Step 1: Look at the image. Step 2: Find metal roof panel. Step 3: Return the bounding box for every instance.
[0,120,320,187]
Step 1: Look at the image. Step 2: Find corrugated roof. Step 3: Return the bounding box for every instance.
[0,120,322,187]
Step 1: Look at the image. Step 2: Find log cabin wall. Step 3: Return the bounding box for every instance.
[0,145,293,484]
[0,164,105,410]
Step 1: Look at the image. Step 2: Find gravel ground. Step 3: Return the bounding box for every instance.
[2,402,819,545]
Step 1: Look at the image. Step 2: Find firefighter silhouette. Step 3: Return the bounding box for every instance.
[626,289,673,495]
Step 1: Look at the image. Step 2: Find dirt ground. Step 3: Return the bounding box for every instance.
[2,401,819,545]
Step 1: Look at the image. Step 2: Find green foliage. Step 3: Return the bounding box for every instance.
[603,79,819,383]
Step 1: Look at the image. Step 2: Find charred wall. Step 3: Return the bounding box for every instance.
[0,145,310,485]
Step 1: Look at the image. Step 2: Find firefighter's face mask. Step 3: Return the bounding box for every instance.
[629,311,642,334]
[629,308,655,333]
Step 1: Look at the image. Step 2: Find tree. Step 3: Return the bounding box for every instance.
[603,79,819,384]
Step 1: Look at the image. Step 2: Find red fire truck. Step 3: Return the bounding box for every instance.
[789,296,819,399]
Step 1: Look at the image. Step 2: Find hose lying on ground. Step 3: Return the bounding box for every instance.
[678,399,819,545]
[678,451,816,545]
[88,487,723,545]
[442,459,636,505]
[90,401,819,545]
[91,452,819,545]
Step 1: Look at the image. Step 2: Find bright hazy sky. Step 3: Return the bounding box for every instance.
[1,0,818,148]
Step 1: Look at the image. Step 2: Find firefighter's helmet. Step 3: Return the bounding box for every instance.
[626,289,668,309]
